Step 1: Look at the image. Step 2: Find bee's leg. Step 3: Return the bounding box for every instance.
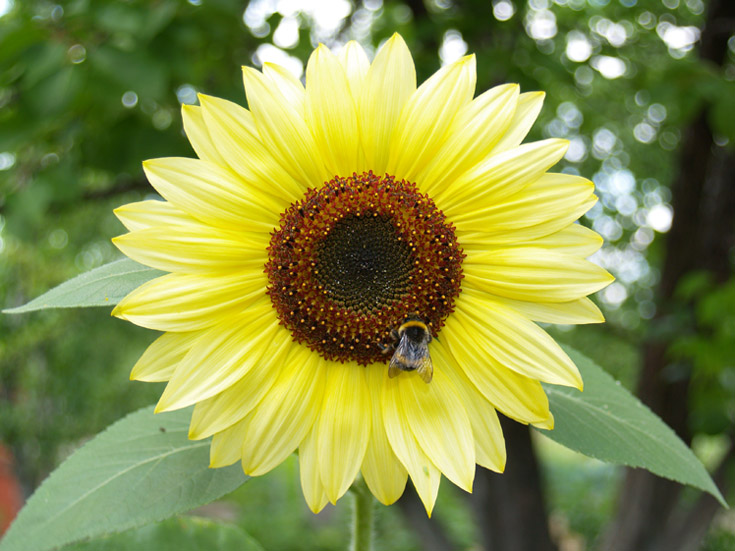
[379,329,400,354]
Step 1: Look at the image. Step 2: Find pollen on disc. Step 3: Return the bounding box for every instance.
[265,172,464,365]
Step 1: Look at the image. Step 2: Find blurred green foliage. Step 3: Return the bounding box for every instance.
[1,0,734,548]
[671,274,735,435]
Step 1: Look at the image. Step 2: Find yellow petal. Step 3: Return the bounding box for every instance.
[317,364,371,503]
[361,366,408,505]
[451,172,595,235]
[242,66,329,187]
[490,294,605,325]
[454,295,583,388]
[210,416,249,468]
[198,94,304,203]
[527,224,603,257]
[114,200,192,232]
[462,223,601,259]
[299,426,330,513]
[401,367,476,492]
[130,331,198,382]
[262,62,305,110]
[432,341,506,472]
[240,348,326,476]
[532,416,555,431]
[463,247,614,303]
[490,91,545,155]
[188,325,292,439]
[436,138,569,217]
[112,224,267,274]
[181,104,227,166]
[387,54,476,181]
[360,33,416,175]
[143,157,279,232]
[112,271,265,332]
[155,300,280,412]
[442,315,553,426]
[337,41,370,100]
[305,44,362,177]
[382,373,442,516]
[421,83,519,194]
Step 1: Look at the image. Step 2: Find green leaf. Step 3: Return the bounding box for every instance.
[65,517,264,551]
[3,258,162,314]
[0,407,249,551]
[539,346,727,507]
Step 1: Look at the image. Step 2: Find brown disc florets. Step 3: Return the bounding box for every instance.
[265,172,463,365]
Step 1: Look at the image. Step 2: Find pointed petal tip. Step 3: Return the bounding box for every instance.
[196,92,215,106]
[241,65,261,81]
[373,491,403,506]
[112,205,125,216]
[110,303,124,319]
[522,90,546,103]
[306,498,328,514]
[552,137,571,155]
[505,82,521,96]
[413,481,439,517]
[387,32,406,45]
[188,425,207,440]
[455,54,476,69]
[155,389,189,414]
[535,413,555,430]
[458,476,474,494]
[141,159,161,176]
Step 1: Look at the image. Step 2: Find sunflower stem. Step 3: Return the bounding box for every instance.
[350,478,374,551]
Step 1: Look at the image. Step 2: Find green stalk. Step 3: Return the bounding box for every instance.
[350,478,374,551]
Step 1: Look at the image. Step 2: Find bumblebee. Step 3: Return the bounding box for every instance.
[379,315,434,384]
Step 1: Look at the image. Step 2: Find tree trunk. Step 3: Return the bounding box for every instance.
[603,1,735,548]
[471,417,557,551]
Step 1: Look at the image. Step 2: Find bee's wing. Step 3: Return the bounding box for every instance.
[388,333,412,378]
[416,353,433,383]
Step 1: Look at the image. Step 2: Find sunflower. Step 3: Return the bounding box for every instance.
[112,34,612,515]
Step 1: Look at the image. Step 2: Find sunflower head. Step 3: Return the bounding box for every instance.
[112,33,613,515]
[265,171,464,365]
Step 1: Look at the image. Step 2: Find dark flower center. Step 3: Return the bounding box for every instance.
[315,214,412,313]
[265,172,463,365]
